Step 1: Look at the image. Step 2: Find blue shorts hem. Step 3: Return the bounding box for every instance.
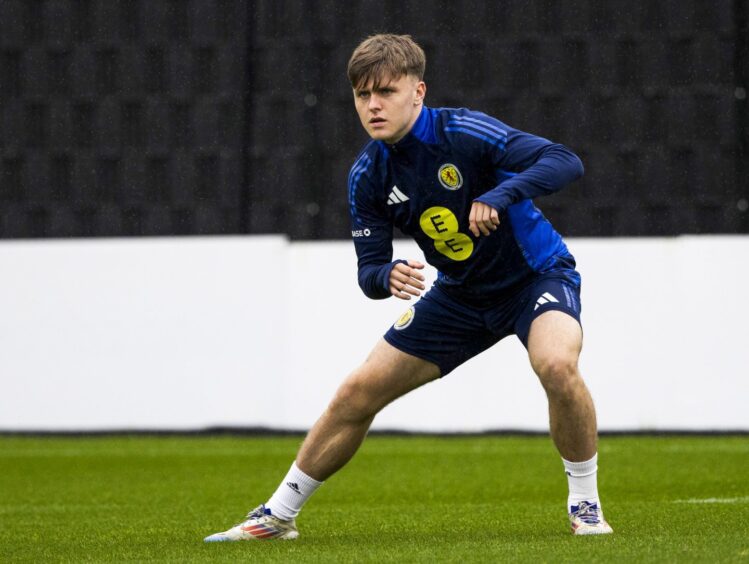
[382,332,448,377]
[515,303,582,347]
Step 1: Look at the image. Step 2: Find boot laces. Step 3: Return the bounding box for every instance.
[572,501,601,525]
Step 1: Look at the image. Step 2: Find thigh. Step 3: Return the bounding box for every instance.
[527,309,583,376]
[514,276,582,348]
[383,286,500,376]
[346,338,442,413]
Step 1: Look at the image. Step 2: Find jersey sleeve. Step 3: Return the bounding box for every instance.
[448,111,584,211]
[348,153,403,300]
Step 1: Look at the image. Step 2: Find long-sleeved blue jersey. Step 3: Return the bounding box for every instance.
[348,105,583,306]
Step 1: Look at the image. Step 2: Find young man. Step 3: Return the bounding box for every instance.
[205,34,612,541]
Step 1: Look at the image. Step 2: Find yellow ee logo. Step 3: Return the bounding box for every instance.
[419,206,473,261]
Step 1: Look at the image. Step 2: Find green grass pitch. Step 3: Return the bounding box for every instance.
[1,435,747,562]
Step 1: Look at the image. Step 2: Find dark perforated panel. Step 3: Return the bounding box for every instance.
[0,0,746,238]
[0,0,247,238]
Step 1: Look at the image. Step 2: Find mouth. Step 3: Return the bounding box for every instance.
[369,117,386,125]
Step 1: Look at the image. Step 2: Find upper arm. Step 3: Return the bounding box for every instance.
[444,110,563,172]
[348,154,393,264]
[447,110,583,210]
[348,154,389,232]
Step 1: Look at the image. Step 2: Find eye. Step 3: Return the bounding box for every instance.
[357,91,370,99]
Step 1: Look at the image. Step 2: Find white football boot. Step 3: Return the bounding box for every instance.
[569,501,614,535]
[204,504,299,542]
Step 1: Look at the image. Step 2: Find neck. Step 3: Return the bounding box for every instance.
[389,105,425,145]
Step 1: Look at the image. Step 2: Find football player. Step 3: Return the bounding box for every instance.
[205,33,612,541]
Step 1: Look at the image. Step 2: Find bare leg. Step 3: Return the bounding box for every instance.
[296,339,440,481]
[527,311,597,461]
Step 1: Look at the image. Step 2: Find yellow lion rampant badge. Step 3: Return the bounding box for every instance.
[438,163,463,190]
[393,307,415,330]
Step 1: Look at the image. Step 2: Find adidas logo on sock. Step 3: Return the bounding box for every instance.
[534,291,559,311]
[286,482,301,494]
[387,185,409,206]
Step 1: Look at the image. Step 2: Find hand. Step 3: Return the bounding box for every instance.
[389,260,426,300]
[468,201,500,237]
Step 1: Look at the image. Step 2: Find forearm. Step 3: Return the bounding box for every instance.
[357,260,406,299]
[477,145,584,211]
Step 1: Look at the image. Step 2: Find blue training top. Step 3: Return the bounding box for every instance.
[347,105,583,306]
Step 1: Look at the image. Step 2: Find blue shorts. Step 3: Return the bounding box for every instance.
[383,273,582,376]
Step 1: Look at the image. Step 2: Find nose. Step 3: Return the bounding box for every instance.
[368,94,382,111]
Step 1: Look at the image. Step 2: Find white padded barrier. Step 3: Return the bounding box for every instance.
[1,235,746,431]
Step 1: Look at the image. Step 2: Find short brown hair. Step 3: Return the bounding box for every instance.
[347,34,426,90]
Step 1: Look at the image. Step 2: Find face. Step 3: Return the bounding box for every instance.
[353,74,426,144]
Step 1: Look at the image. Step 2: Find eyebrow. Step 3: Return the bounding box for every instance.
[356,83,396,93]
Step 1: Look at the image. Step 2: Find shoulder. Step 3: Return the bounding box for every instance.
[348,141,387,202]
[433,106,510,151]
[349,141,386,182]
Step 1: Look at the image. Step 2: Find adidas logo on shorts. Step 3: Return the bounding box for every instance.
[534,292,559,311]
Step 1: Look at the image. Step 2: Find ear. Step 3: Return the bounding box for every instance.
[414,81,426,105]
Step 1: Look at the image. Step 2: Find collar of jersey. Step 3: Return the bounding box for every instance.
[383,106,438,152]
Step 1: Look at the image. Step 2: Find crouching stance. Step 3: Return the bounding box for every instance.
[205,34,612,541]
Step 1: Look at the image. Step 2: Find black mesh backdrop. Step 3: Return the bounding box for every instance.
[0,0,248,237]
[0,0,747,239]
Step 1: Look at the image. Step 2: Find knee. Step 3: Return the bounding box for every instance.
[328,371,379,423]
[533,354,581,398]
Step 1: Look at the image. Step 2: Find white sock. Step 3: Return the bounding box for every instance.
[562,453,600,511]
[265,462,323,521]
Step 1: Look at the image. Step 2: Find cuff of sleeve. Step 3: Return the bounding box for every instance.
[377,259,408,294]
[475,191,512,212]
